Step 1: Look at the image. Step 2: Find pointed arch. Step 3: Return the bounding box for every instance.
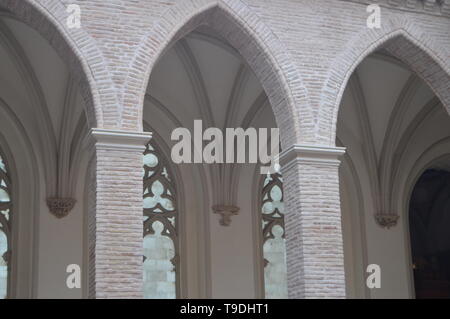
[319,17,450,145]
[0,0,119,128]
[123,0,309,147]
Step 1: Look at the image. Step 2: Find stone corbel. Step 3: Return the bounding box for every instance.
[47,197,77,219]
[375,213,399,229]
[2,250,11,264]
[213,205,240,226]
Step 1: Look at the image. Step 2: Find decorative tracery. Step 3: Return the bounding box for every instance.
[261,171,287,298]
[0,151,11,299]
[143,141,178,299]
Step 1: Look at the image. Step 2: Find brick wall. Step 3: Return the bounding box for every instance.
[2,0,448,298]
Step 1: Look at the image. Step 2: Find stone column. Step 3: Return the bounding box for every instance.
[280,145,346,299]
[88,129,152,299]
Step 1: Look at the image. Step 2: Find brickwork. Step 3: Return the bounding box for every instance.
[319,16,450,145]
[341,0,450,17]
[281,146,346,298]
[1,0,448,298]
[89,129,151,298]
[123,0,308,146]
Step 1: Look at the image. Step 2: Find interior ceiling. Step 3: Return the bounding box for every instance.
[0,15,443,162]
[338,51,438,161]
[148,29,442,164]
[146,28,271,133]
[357,55,412,157]
[0,14,85,146]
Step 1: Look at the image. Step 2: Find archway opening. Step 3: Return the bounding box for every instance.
[144,23,288,298]
[336,45,450,298]
[409,169,450,299]
[0,8,93,298]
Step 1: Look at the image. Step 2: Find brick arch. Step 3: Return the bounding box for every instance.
[0,0,120,128]
[123,0,309,147]
[319,17,450,146]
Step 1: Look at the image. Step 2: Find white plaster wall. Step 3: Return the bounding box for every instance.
[338,58,450,298]
[339,87,413,299]
[0,17,88,298]
[208,164,258,298]
[0,103,38,298]
[36,155,88,298]
[1,0,449,299]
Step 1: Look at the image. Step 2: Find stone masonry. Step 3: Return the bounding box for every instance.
[1,0,448,298]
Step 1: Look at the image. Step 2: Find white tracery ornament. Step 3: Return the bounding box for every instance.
[143,141,178,299]
[261,172,288,299]
[0,151,11,299]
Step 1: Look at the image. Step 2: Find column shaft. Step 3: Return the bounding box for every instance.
[88,129,151,299]
[281,145,346,298]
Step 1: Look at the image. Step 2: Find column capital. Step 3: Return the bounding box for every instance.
[90,128,152,152]
[280,144,346,170]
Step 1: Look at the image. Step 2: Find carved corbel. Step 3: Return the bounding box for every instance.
[2,250,11,264]
[46,197,77,219]
[375,213,399,229]
[45,77,86,219]
[213,205,240,226]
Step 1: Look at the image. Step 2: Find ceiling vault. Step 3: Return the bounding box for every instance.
[0,17,57,197]
[378,74,422,220]
[349,71,381,218]
[175,39,215,128]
